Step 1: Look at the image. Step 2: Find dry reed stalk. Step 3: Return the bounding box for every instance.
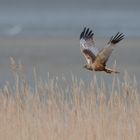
[0,58,139,140]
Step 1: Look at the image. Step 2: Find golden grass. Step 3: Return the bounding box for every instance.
[0,58,140,140]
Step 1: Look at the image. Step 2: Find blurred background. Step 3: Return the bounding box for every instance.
[0,0,140,86]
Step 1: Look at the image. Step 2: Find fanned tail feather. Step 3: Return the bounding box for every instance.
[105,68,120,74]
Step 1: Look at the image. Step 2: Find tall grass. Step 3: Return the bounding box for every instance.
[0,58,140,140]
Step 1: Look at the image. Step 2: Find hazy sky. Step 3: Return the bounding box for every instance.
[0,0,140,37]
[0,0,140,11]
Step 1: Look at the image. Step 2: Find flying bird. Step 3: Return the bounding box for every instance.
[80,27,124,73]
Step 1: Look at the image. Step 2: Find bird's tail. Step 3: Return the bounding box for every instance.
[105,68,120,74]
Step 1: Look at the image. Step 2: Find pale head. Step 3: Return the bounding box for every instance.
[83,64,93,71]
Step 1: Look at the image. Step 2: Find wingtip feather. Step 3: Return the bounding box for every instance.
[108,32,125,44]
[80,27,94,40]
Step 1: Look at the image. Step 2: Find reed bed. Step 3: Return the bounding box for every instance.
[0,58,140,140]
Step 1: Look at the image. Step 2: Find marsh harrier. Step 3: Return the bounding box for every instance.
[80,27,124,73]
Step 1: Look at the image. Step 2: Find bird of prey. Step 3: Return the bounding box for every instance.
[80,27,124,73]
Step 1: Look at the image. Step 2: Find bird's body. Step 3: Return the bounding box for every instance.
[80,27,124,74]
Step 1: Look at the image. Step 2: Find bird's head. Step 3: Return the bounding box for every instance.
[84,64,88,69]
[83,64,93,71]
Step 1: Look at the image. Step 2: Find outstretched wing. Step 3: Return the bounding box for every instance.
[95,32,125,65]
[80,27,99,64]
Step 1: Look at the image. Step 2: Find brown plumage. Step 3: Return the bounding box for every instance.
[80,27,125,74]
